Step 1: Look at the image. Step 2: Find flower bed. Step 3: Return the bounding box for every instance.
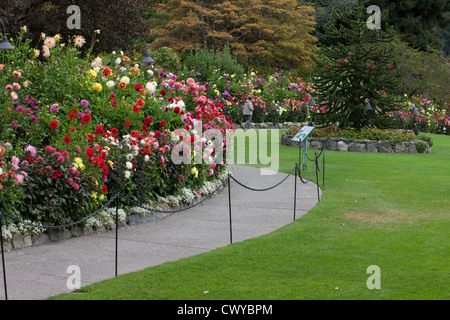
[203,69,449,135]
[0,31,234,241]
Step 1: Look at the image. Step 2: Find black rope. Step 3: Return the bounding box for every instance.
[297,160,316,184]
[304,139,327,162]
[0,158,326,235]
[229,166,296,192]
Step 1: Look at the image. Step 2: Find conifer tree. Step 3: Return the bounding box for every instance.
[311,0,405,129]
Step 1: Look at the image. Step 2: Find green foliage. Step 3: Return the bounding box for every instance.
[418,134,433,147]
[305,126,419,142]
[385,38,450,104]
[414,139,427,153]
[369,0,449,51]
[150,47,181,73]
[304,0,450,52]
[182,44,245,83]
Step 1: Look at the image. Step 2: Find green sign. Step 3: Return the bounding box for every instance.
[292,126,315,142]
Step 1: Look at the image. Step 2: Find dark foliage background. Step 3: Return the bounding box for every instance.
[0,0,150,53]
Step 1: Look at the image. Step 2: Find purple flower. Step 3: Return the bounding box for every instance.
[24,145,37,157]
[50,104,59,113]
[21,160,29,169]
[10,120,18,130]
[81,99,89,107]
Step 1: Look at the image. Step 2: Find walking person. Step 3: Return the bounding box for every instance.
[243,95,254,129]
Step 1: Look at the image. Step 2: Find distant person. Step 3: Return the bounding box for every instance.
[243,95,254,129]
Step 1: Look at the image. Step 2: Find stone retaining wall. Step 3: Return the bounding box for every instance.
[281,134,431,154]
[2,186,226,251]
[2,210,160,251]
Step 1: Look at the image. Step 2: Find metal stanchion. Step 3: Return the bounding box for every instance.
[315,153,320,202]
[294,164,298,221]
[228,175,233,244]
[115,204,119,277]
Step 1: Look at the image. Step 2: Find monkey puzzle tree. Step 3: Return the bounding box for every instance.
[311,0,405,129]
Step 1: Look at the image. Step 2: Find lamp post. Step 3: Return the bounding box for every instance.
[0,18,14,50]
[136,37,154,64]
[134,38,154,80]
[307,98,315,126]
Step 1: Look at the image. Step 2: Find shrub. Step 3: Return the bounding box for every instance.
[415,140,427,153]
[150,47,181,73]
[183,44,245,83]
[418,134,433,147]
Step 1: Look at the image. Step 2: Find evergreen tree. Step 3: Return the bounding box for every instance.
[311,0,405,129]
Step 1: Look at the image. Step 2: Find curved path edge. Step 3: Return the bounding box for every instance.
[0,164,320,300]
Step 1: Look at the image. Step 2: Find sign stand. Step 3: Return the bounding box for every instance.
[292,126,315,171]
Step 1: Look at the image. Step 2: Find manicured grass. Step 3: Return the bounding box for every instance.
[50,131,450,300]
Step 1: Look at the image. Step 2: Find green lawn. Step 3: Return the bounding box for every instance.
[51,131,450,300]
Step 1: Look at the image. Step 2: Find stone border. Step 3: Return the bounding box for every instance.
[281,134,432,154]
[2,184,227,251]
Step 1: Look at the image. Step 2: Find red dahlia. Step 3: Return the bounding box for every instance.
[49,120,59,130]
[86,148,94,158]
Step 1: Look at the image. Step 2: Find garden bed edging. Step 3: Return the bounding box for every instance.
[281,134,431,154]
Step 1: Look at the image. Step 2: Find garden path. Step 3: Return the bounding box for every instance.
[0,164,320,300]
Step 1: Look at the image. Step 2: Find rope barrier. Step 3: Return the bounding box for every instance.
[297,160,316,184]
[0,151,326,234]
[229,166,296,192]
[0,154,326,300]
[0,158,325,232]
